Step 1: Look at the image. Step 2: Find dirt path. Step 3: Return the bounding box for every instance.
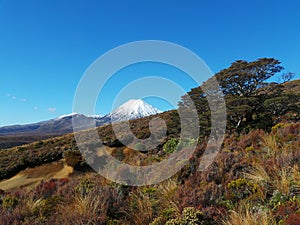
[0,159,73,190]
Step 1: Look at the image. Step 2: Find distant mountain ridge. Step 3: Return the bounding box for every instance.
[0,99,161,148]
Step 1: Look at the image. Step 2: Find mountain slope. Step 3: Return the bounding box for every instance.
[0,99,162,148]
[98,99,161,124]
[0,114,94,136]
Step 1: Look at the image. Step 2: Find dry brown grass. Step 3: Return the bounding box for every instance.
[262,134,281,157]
[127,179,180,225]
[244,164,271,201]
[223,203,275,225]
[57,189,111,224]
[157,179,180,214]
[129,192,155,225]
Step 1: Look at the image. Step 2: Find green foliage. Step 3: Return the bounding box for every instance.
[150,216,165,225]
[165,207,206,225]
[264,93,300,120]
[178,138,196,150]
[269,190,290,209]
[216,197,235,210]
[215,58,284,97]
[32,196,62,220]
[2,195,18,210]
[76,179,95,197]
[107,219,120,225]
[227,178,260,201]
[178,58,295,131]
[245,145,255,153]
[162,208,177,220]
[163,138,179,154]
[163,138,195,154]
[141,187,158,195]
[271,122,288,132]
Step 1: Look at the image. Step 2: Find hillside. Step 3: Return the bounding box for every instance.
[1,59,300,224]
[0,120,299,224]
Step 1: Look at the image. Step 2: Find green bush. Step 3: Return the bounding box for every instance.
[2,195,19,210]
[163,138,179,154]
[107,219,120,225]
[32,196,62,219]
[76,179,95,197]
[163,138,196,154]
[227,178,259,201]
[165,207,205,225]
[150,216,165,225]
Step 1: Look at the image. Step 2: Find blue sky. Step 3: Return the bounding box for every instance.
[0,0,299,126]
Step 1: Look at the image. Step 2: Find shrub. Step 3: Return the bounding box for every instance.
[107,219,121,225]
[271,122,287,133]
[34,140,44,148]
[150,216,165,225]
[227,178,260,201]
[163,138,196,154]
[2,195,18,210]
[163,138,179,154]
[76,179,95,197]
[32,196,62,220]
[64,150,84,169]
[165,207,206,225]
[34,179,58,198]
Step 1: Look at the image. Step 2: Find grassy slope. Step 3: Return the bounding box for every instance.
[0,80,300,224]
[0,121,299,224]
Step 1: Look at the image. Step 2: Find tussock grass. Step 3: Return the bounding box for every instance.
[224,203,275,225]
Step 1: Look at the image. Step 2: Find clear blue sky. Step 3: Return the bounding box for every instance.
[1,0,299,126]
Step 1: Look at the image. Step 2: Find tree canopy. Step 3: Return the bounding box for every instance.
[215,58,284,97]
[178,58,300,132]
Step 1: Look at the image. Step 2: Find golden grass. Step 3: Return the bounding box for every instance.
[223,202,275,225]
[244,164,271,201]
[157,179,180,215]
[57,192,108,224]
[262,134,281,157]
[0,160,72,190]
[129,192,155,225]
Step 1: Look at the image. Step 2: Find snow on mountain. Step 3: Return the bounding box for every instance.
[103,99,161,123]
[87,114,102,119]
[0,99,161,142]
[57,112,79,119]
[57,113,102,120]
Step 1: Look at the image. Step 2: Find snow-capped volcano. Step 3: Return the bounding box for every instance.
[0,99,162,148]
[102,99,161,123]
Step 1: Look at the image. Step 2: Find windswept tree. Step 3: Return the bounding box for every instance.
[179,58,286,131]
[215,58,284,97]
[278,72,295,83]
